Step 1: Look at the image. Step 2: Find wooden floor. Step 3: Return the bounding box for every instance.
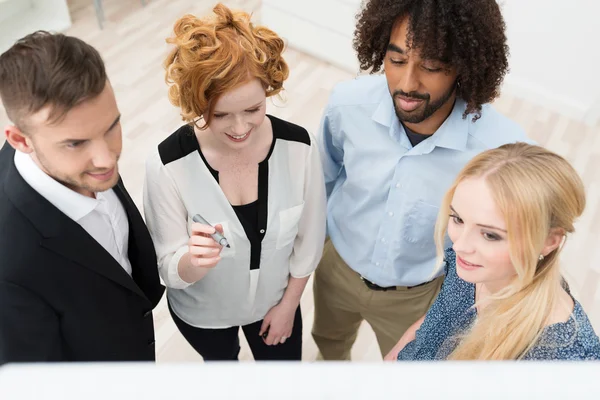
[1,0,598,362]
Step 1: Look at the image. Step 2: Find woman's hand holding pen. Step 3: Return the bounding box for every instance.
[178,222,226,284]
[188,223,225,269]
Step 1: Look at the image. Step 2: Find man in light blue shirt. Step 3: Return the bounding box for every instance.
[312,0,531,360]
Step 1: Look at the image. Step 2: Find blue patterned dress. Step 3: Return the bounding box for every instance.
[398,249,600,361]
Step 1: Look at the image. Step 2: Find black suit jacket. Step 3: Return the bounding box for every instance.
[0,142,165,364]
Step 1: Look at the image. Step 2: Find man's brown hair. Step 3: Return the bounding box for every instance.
[0,31,107,131]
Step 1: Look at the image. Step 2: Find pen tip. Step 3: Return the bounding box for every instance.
[226,244,231,248]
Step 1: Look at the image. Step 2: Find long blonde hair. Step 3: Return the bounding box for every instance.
[433,143,586,360]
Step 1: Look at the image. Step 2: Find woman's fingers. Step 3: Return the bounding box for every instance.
[190,222,216,235]
[190,254,221,269]
[189,234,221,248]
[189,246,221,257]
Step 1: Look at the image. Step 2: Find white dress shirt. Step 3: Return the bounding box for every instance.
[14,151,132,276]
[143,115,326,328]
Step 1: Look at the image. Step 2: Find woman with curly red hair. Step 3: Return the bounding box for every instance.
[143,3,326,361]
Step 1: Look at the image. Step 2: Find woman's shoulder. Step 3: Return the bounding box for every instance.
[268,114,312,147]
[530,301,600,360]
[442,248,459,279]
[155,124,199,167]
[144,125,201,184]
[437,248,476,305]
[430,248,473,306]
[570,301,600,359]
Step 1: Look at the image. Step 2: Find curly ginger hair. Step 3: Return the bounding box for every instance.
[164,3,289,128]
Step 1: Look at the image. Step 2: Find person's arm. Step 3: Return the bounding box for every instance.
[259,133,327,345]
[279,276,310,310]
[383,314,426,361]
[286,133,327,280]
[317,104,344,197]
[143,152,222,288]
[0,281,63,364]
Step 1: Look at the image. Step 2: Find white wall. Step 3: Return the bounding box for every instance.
[261,0,361,73]
[0,0,72,54]
[500,0,600,124]
[262,0,600,125]
[0,0,32,20]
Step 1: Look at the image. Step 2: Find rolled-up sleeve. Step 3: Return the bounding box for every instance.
[289,134,327,278]
[143,152,192,289]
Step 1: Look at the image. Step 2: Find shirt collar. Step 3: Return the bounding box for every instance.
[372,93,413,149]
[429,99,470,152]
[372,92,470,152]
[372,91,395,128]
[13,150,99,221]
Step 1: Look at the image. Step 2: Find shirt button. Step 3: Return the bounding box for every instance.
[375,262,380,266]
[260,229,265,234]
[388,212,394,217]
[381,238,386,243]
[396,183,401,189]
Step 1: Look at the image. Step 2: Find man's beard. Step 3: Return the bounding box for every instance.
[392,81,457,124]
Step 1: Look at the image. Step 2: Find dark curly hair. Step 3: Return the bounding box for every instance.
[354,0,509,119]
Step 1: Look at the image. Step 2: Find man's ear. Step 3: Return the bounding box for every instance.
[5,125,34,154]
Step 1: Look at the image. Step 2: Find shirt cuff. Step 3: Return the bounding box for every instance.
[289,261,317,279]
[166,246,193,290]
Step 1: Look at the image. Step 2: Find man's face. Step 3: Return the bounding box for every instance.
[15,82,122,197]
[384,17,459,126]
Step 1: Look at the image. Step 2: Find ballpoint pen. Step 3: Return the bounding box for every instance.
[192,214,231,248]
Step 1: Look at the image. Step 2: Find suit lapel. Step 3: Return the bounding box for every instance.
[3,146,147,300]
[112,179,164,307]
[40,230,147,299]
[112,179,151,280]
[112,179,137,233]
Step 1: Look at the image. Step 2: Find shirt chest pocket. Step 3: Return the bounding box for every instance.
[402,200,440,248]
[276,202,305,250]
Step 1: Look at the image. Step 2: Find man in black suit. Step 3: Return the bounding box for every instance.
[0,31,165,364]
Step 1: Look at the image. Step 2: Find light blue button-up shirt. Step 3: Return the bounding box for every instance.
[318,75,530,287]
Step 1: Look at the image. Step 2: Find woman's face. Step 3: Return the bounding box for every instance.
[447,177,516,293]
[205,78,267,150]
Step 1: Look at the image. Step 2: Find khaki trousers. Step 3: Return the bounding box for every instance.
[311,240,443,360]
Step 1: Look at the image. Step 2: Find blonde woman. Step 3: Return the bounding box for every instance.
[143,4,326,361]
[385,143,600,360]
